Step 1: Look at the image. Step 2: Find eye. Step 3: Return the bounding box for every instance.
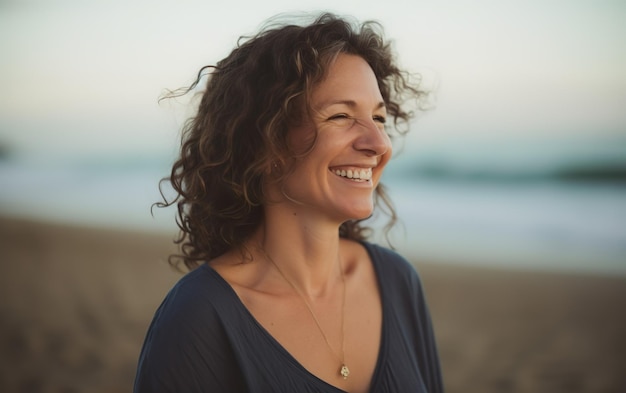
[328,113,351,121]
[327,114,356,127]
[374,115,386,124]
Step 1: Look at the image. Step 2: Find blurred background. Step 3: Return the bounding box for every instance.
[2,0,625,275]
[1,0,625,392]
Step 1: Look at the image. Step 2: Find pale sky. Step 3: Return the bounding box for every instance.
[1,0,625,159]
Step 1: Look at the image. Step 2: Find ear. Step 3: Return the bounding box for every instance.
[265,160,283,177]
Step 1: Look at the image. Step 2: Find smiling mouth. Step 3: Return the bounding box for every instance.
[331,167,373,182]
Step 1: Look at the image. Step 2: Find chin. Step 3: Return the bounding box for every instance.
[344,205,374,222]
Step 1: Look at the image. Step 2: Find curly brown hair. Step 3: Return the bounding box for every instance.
[157,12,426,270]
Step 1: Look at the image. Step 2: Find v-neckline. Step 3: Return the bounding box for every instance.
[203,242,388,393]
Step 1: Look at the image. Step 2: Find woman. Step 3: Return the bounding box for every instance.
[135,13,443,393]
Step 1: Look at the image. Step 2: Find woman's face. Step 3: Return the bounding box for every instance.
[278,53,392,223]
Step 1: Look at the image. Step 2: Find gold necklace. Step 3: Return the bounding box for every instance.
[260,248,350,380]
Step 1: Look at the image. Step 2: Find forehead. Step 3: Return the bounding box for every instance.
[311,53,384,110]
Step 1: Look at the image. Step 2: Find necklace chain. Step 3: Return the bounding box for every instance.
[259,247,350,380]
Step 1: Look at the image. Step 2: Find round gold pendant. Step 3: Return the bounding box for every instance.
[340,364,350,379]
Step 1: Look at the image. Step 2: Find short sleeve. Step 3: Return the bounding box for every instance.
[405,260,444,392]
[364,243,444,393]
[133,271,247,393]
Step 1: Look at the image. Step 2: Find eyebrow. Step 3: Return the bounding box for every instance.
[317,99,386,111]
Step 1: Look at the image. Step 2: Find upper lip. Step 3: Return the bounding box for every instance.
[329,162,377,170]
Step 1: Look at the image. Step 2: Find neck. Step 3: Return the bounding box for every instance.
[253,204,343,297]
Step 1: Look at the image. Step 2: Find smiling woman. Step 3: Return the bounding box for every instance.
[278,54,392,224]
[134,12,442,393]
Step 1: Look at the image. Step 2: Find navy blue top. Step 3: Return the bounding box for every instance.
[134,242,443,392]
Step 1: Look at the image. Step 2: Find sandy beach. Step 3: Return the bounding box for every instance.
[0,216,624,393]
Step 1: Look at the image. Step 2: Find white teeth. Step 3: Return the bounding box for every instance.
[334,168,372,180]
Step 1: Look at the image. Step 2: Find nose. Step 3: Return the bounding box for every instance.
[353,117,391,157]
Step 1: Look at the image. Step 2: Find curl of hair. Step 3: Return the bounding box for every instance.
[156,12,427,270]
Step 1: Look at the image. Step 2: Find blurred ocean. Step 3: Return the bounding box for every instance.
[1,136,625,276]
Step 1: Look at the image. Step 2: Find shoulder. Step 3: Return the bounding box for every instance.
[360,241,412,267]
[358,244,444,392]
[157,265,217,313]
[361,242,421,280]
[342,238,414,274]
[150,265,232,329]
[359,241,428,303]
[135,265,245,392]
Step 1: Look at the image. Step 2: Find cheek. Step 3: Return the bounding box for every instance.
[287,124,317,155]
[371,148,392,186]
[378,141,393,170]
[383,133,393,158]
